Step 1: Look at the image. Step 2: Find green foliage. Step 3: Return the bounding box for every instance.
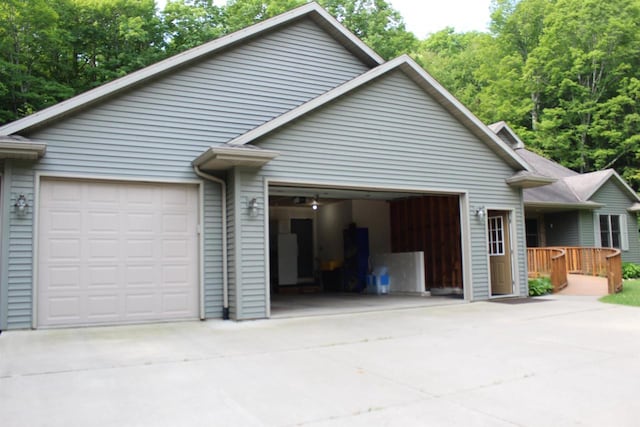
[0,0,417,125]
[600,279,640,306]
[528,276,553,296]
[622,263,640,279]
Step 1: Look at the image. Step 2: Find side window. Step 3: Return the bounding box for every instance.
[599,215,611,247]
[598,214,625,250]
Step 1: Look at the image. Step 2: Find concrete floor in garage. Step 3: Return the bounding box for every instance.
[1,295,639,427]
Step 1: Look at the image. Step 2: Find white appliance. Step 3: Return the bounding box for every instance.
[278,233,298,285]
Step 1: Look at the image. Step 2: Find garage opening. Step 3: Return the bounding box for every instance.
[268,185,465,317]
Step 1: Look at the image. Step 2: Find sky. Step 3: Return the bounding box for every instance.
[389,0,493,37]
[155,1,494,37]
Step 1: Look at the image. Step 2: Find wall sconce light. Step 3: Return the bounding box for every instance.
[311,196,319,211]
[14,194,29,216]
[475,206,486,219]
[248,197,259,217]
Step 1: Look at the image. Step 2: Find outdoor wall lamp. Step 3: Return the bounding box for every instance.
[311,196,319,211]
[248,197,259,217]
[475,206,486,219]
[14,194,29,216]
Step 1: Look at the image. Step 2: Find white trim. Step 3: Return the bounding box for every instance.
[267,178,467,196]
[227,56,531,172]
[233,169,243,319]
[32,172,204,328]
[33,171,202,186]
[620,214,629,251]
[198,182,205,320]
[488,121,526,149]
[32,174,41,328]
[459,193,473,302]
[487,207,519,298]
[263,178,271,318]
[0,2,382,136]
[593,212,602,247]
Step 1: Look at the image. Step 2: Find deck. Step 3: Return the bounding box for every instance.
[528,247,622,295]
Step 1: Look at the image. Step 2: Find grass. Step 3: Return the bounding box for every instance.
[600,280,640,307]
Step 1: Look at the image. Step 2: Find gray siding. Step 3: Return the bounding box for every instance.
[227,170,237,319]
[3,163,36,329]
[578,210,595,247]
[202,180,224,317]
[2,18,369,328]
[234,69,527,317]
[235,168,267,319]
[544,211,580,247]
[591,180,640,263]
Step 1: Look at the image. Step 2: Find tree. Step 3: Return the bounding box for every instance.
[531,0,640,172]
[319,0,417,59]
[163,0,226,55]
[0,0,74,122]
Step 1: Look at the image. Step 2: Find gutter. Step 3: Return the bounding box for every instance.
[192,165,230,320]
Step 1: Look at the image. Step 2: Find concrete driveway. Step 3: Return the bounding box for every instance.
[1,295,639,426]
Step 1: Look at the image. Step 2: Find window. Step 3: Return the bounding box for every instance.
[488,216,505,255]
[525,219,539,247]
[597,214,628,250]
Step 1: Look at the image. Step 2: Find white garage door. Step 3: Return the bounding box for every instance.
[37,179,199,327]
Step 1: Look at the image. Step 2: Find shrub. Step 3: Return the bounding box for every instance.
[622,263,640,280]
[528,277,553,296]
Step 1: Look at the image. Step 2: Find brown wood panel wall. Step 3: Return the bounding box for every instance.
[390,195,463,289]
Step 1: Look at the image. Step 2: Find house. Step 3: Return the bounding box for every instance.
[0,3,550,330]
[490,121,640,263]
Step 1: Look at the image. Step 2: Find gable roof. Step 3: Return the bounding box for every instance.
[565,169,640,203]
[216,55,531,171]
[490,122,640,207]
[0,2,383,136]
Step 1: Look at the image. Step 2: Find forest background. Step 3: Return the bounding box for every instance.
[2,0,640,188]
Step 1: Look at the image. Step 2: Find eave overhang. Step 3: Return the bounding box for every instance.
[627,203,640,213]
[524,201,604,210]
[506,173,556,188]
[193,145,280,171]
[0,136,46,160]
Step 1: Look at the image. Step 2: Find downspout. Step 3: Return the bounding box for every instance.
[193,165,230,320]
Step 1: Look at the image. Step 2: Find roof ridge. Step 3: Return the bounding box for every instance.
[0,2,383,136]
[224,54,530,171]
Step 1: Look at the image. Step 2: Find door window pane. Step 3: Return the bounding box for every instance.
[488,216,505,256]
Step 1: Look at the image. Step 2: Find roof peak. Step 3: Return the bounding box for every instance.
[0,2,383,136]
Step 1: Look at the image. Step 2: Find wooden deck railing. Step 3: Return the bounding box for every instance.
[527,247,568,292]
[527,247,622,294]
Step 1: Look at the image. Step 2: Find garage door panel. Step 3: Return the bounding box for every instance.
[88,266,119,287]
[125,265,156,286]
[50,211,82,232]
[126,213,155,233]
[47,296,82,321]
[87,295,119,317]
[162,293,192,314]
[47,266,81,290]
[125,294,156,316]
[162,213,189,232]
[87,212,119,232]
[47,239,82,260]
[125,239,156,259]
[38,179,199,327]
[162,187,190,206]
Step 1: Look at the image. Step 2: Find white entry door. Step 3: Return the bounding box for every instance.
[37,179,199,327]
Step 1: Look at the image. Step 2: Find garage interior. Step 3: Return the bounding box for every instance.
[268,185,465,317]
